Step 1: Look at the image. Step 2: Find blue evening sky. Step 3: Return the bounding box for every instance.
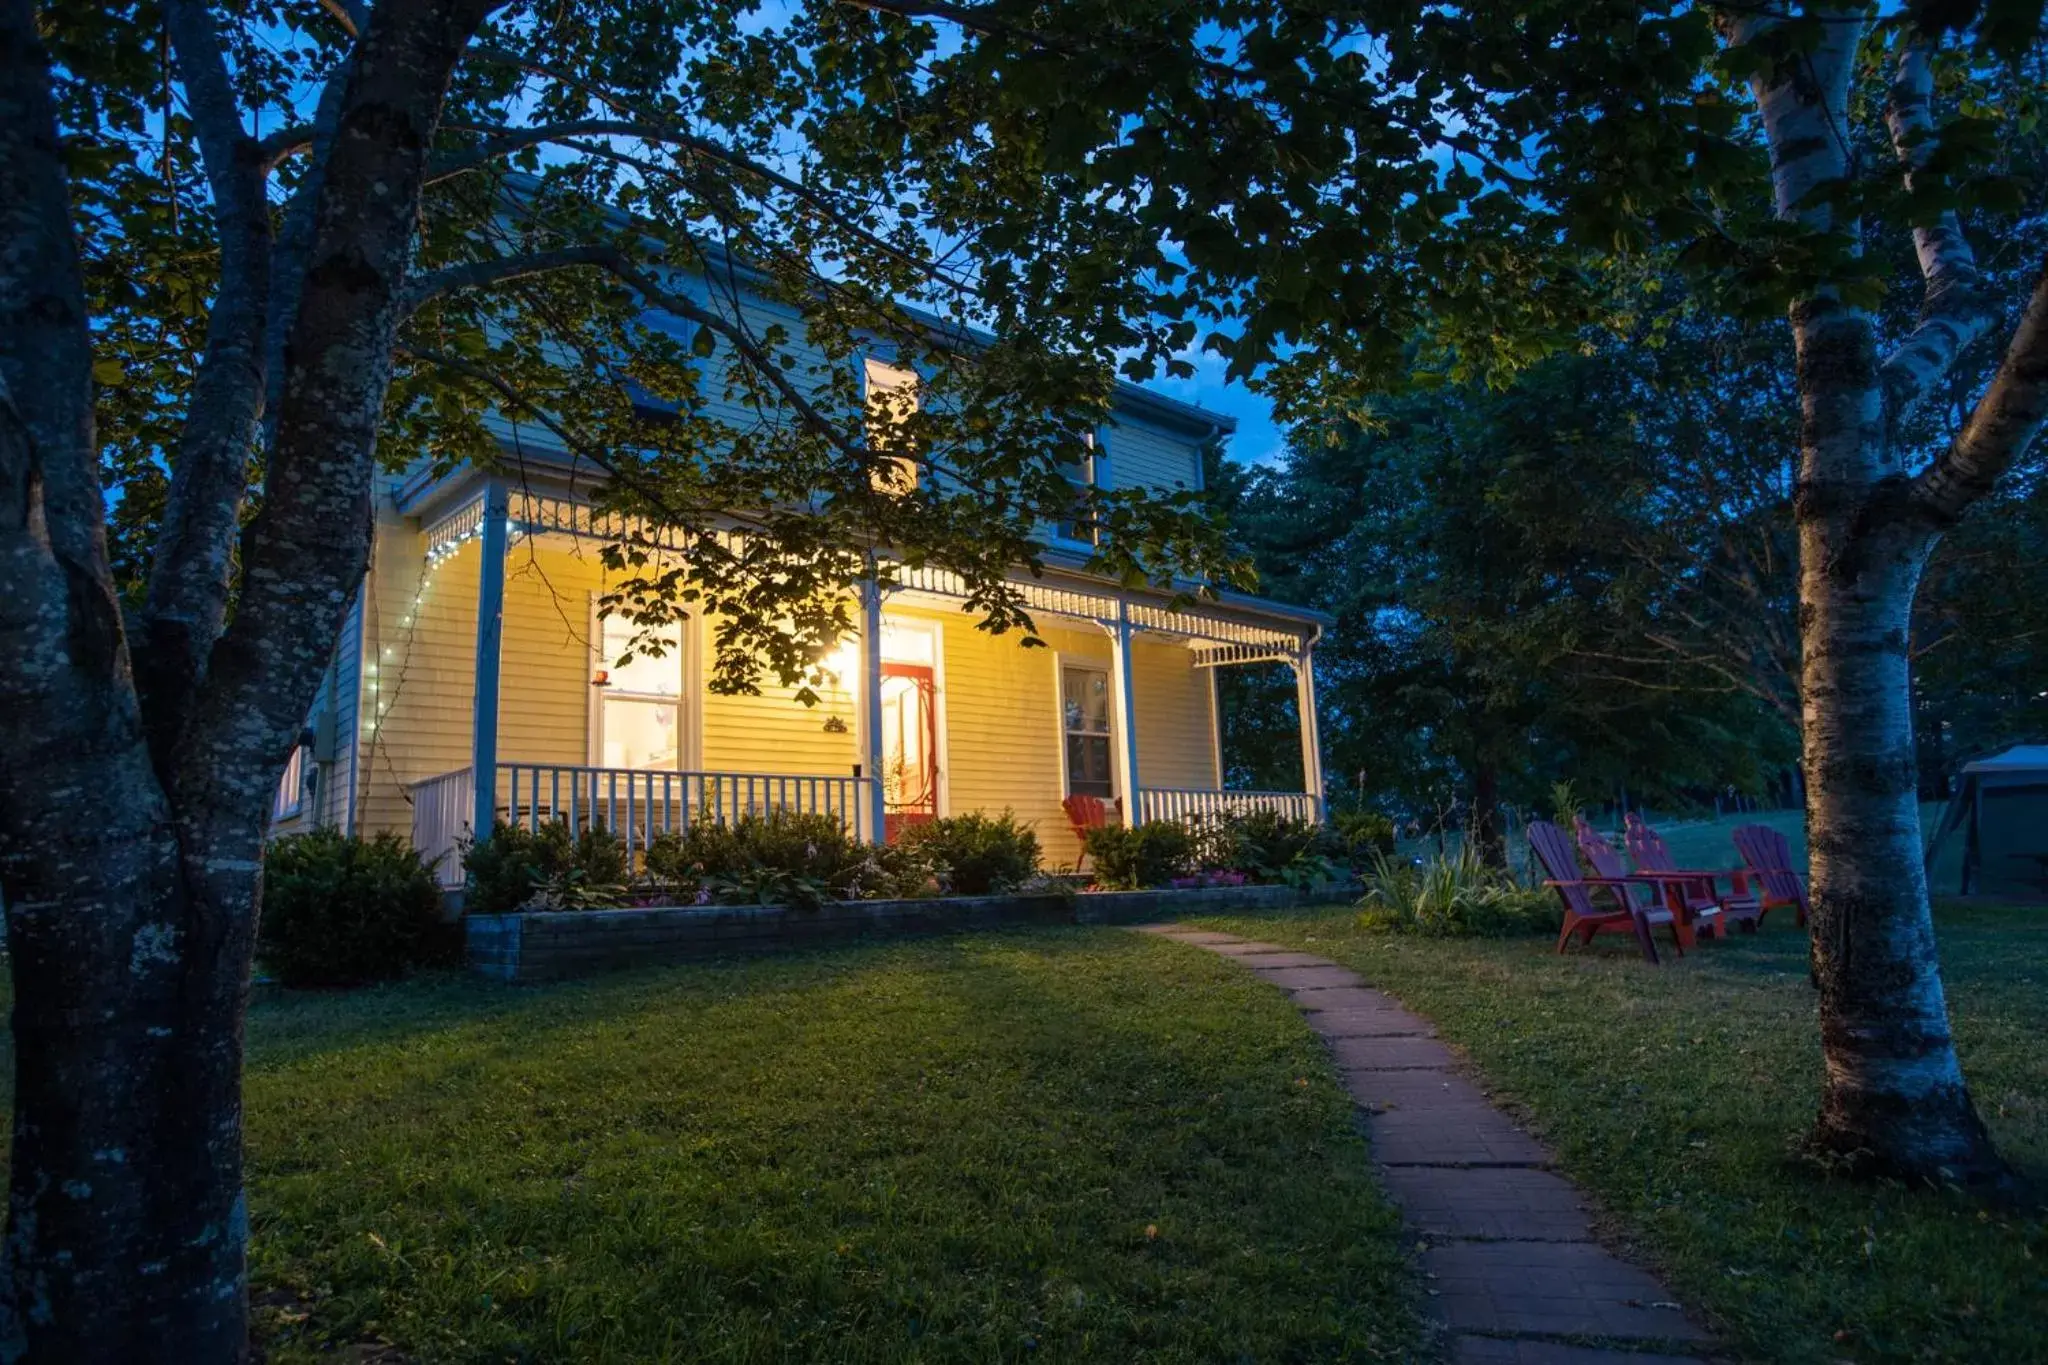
[1152,349,1290,468]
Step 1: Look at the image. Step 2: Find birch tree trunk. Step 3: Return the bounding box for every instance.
[1789,301,1999,1178]
[1734,11,2048,1184]
[0,1,496,1356]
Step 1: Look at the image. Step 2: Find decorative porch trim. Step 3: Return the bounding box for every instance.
[1190,641,1301,669]
[423,488,699,561]
[423,497,485,563]
[892,562,1307,653]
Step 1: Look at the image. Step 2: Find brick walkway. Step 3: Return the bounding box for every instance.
[1138,924,1718,1365]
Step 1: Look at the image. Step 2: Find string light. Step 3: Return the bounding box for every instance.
[369,504,527,749]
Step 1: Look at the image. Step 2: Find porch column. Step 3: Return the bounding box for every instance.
[1108,603,1142,827]
[856,574,886,844]
[470,482,510,844]
[1294,638,1325,821]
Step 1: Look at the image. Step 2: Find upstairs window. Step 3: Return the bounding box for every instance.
[1054,432,1101,546]
[863,358,921,493]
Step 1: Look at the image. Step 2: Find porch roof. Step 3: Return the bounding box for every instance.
[401,457,1330,661]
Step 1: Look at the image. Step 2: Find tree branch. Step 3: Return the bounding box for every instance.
[427,118,973,292]
[1911,259,2048,524]
[318,0,365,38]
[260,27,359,453]
[1724,8,1862,232]
[139,0,277,763]
[396,342,775,543]
[1879,39,1992,429]
[254,123,317,171]
[402,244,621,311]
[188,0,499,844]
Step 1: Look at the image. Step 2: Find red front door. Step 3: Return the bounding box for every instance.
[880,662,938,842]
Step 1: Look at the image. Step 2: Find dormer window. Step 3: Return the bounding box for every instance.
[863,358,921,493]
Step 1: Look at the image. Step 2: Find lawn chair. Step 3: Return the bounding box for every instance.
[1576,822,1710,951]
[1624,813,1764,933]
[1527,820,1671,964]
[1732,823,1810,928]
[1062,794,1119,872]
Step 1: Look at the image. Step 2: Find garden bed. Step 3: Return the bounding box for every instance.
[468,881,1358,981]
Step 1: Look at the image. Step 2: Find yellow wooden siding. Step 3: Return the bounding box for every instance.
[698,615,858,776]
[498,542,602,768]
[918,608,1080,863]
[353,508,479,838]
[1130,636,1217,791]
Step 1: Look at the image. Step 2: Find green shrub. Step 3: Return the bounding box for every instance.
[462,818,630,914]
[1330,807,1397,862]
[260,830,455,987]
[643,811,887,911]
[1084,820,1195,890]
[1358,847,1559,938]
[1199,808,1338,884]
[895,811,1041,895]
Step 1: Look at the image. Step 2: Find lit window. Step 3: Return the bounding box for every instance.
[863,358,921,493]
[595,613,684,770]
[1062,664,1114,798]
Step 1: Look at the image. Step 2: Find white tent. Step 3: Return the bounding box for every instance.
[1924,744,2048,897]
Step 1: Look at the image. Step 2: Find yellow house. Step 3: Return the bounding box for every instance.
[272,379,1329,885]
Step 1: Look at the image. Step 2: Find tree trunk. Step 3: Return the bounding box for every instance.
[1,1,498,1355]
[3,833,260,1362]
[1470,762,1504,867]
[1791,304,2006,1185]
[1724,9,2016,1188]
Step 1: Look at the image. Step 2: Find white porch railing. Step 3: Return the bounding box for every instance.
[1137,787,1321,826]
[410,764,877,888]
[410,767,475,887]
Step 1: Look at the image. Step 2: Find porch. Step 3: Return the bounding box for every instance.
[377,474,1329,883]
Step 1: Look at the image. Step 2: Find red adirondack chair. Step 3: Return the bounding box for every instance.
[1527,820,1670,964]
[1624,813,1765,933]
[1062,794,1119,871]
[1733,823,1810,928]
[1576,822,1707,951]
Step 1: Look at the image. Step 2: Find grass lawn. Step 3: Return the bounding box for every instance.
[220,927,1422,1362]
[1191,901,2048,1365]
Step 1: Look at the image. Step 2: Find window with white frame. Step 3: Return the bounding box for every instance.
[593,612,685,770]
[1054,432,1100,546]
[1061,664,1115,798]
[863,357,922,493]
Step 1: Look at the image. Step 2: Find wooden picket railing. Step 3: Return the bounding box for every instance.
[410,764,875,888]
[1135,787,1321,827]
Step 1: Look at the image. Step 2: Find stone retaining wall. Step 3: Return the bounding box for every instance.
[467,882,1356,981]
